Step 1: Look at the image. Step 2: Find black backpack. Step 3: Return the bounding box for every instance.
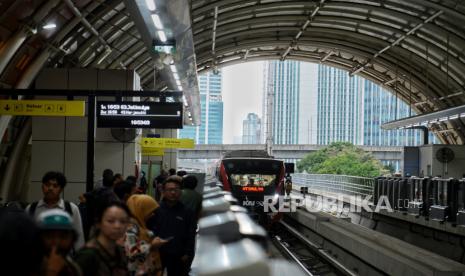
[28,201,73,216]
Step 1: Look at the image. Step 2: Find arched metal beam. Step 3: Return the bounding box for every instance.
[195,30,457,108]
[193,12,465,84]
[192,0,465,107]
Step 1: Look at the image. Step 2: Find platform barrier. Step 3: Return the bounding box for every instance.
[457,179,465,226]
[407,177,429,216]
[429,177,459,222]
[296,174,465,225]
[193,182,306,276]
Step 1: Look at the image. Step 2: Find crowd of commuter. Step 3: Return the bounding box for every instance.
[0,167,202,276]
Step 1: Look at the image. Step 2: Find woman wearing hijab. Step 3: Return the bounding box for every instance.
[125,195,167,276]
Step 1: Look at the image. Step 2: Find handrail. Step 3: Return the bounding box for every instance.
[292,173,375,200]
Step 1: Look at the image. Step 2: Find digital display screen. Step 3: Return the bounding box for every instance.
[231,174,276,187]
[242,186,264,192]
[97,101,183,129]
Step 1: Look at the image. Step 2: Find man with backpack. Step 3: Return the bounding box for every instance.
[26,171,85,251]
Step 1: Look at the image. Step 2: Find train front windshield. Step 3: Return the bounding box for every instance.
[223,158,283,191]
[230,174,275,186]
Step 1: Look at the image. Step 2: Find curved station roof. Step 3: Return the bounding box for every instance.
[0,0,464,143]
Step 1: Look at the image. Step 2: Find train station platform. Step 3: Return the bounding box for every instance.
[2,1,465,275]
[195,181,465,275]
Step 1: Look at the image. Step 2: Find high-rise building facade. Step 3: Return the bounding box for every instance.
[178,71,223,144]
[262,61,314,144]
[317,65,364,145]
[242,113,261,144]
[363,80,426,146]
[263,61,434,147]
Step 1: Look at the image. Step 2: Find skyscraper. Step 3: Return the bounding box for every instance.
[262,61,314,144]
[263,61,433,147]
[316,65,364,145]
[179,71,223,144]
[242,113,261,144]
[363,80,424,146]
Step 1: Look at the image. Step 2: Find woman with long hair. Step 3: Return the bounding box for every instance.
[74,201,130,276]
[125,194,166,276]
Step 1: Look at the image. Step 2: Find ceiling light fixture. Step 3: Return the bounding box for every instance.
[157,30,167,42]
[170,65,177,73]
[151,14,163,29]
[145,0,156,11]
[42,23,56,29]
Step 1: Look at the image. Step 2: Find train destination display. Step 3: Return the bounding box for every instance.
[97,101,183,128]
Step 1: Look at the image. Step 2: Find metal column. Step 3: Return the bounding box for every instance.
[86,95,96,192]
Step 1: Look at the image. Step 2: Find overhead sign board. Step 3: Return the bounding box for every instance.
[141,138,195,149]
[0,100,85,116]
[141,147,165,156]
[97,101,183,129]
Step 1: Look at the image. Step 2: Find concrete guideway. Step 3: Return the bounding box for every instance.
[291,178,465,263]
[285,208,465,275]
[272,220,356,276]
[178,144,402,161]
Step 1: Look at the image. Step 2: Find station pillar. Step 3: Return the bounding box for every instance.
[28,68,141,203]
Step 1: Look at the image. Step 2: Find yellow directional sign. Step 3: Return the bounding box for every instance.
[141,147,165,156]
[0,100,85,116]
[141,138,195,149]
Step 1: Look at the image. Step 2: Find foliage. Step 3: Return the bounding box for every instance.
[296,142,388,178]
[384,163,396,174]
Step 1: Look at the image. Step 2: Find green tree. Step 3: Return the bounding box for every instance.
[384,163,396,174]
[297,142,388,177]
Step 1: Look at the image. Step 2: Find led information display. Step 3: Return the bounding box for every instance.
[241,186,264,192]
[97,102,183,128]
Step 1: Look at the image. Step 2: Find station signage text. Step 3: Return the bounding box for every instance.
[97,101,183,129]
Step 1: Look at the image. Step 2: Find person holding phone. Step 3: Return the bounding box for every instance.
[125,194,165,276]
[147,176,196,276]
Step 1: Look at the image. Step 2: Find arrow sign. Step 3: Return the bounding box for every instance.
[141,147,165,156]
[140,138,194,149]
[0,100,85,116]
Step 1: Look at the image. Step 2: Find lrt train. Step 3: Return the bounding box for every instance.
[216,150,294,225]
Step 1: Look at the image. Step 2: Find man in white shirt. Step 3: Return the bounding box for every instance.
[26,171,85,251]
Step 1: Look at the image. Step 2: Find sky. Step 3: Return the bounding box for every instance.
[221,61,264,144]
